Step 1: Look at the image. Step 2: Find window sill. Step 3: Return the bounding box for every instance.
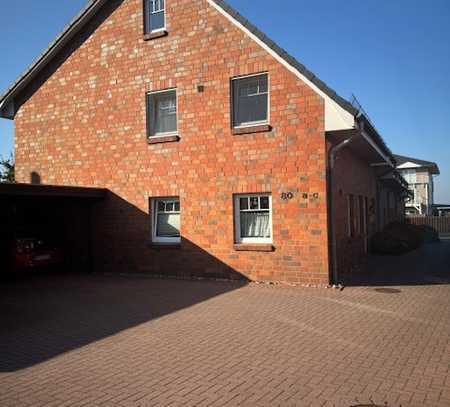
[232,124,271,135]
[149,243,181,250]
[144,30,168,41]
[233,244,274,252]
[148,135,180,144]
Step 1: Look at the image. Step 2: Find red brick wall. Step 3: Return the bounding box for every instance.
[330,147,377,276]
[14,0,329,284]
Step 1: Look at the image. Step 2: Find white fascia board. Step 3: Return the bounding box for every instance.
[361,129,394,167]
[0,99,14,119]
[207,0,355,132]
[397,162,421,169]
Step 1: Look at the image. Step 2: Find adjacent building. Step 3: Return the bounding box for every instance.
[395,154,440,216]
[0,0,408,284]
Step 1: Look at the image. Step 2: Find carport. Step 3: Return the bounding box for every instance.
[0,183,106,274]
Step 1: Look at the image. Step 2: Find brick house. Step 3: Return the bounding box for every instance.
[0,0,408,284]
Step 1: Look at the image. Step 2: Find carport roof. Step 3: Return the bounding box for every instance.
[0,183,106,199]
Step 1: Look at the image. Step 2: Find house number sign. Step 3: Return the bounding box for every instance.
[280,192,320,200]
[281,192,294,200]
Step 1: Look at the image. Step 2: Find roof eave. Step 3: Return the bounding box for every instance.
[355,114,395,167]
[0,0,108,120]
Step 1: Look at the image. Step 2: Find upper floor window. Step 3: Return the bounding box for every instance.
[146,89,177,138]
[144,0,166,33]
[232,74,269,128]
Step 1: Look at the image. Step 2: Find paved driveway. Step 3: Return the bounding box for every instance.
[1,243,450,407]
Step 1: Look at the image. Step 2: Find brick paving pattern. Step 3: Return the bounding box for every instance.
[1,243,449,407]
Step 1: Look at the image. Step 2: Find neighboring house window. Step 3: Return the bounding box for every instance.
[144,0,166,33]
[146,89,177,138]
[232,74,269,128]
[234,194,272,243]
[151,197,181,243]
[402,169,417,184]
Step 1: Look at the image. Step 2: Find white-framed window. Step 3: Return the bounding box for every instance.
[146,89,177,138]
[234,194,272,244]
[401,169,417,184]
[144,0,166,33]
[151,197,181,244]
[232,73,269,128]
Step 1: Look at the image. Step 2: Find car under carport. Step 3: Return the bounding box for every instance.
[0,183,106,275]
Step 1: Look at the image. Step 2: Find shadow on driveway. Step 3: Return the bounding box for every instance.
[0,273,247,372]
[345,240,450,287]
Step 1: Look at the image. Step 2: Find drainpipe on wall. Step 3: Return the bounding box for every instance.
[327,134,358,286]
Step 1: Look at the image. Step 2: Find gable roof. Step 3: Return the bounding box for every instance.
[394,154,440,175]
[0,0,357,120]
[0,0,395,164]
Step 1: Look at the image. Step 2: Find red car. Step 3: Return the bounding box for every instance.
[10,238,64,272]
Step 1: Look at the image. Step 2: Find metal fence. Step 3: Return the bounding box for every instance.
[407,216,450,233]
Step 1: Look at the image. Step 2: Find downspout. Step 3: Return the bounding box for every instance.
[327,133,359,286]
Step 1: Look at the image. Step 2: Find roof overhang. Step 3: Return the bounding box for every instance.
[394,154,440,175]
[0,0,108,120]
[377,168,411,199]
[326,114,395,168]
[0,183,107,200]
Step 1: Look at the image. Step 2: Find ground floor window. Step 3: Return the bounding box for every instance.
[151,197,180,243]
[234,194,272,243]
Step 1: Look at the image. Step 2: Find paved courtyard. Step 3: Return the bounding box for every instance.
[1,242,449,407]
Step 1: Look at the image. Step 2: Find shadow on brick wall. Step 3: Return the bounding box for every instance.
[92,191,247,281]
[0,191,249,372]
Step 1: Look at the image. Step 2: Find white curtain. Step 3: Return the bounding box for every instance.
[155,96,176,134]
[157,213,180,237]
[240,212,270,238]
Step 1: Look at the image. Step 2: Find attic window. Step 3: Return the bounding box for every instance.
[144,0,166,34]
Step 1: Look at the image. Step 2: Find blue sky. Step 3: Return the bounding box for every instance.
[1,0,449,201]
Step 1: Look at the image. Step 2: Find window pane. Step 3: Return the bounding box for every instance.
[249,197,259,209]
[233,76,268,126]
[150,11,165,31]
[237,95,267,125]
[148,90,177,136]
[174,201,180,212]
[258,76,268,93]
[240,212,270,238]
[152,0,164,12]
[157,201,165,212]
[240,197,248,210]
[240,81,258,97]
[157,213,180,237]
[166,202,174,211]
[260,196,269,209]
